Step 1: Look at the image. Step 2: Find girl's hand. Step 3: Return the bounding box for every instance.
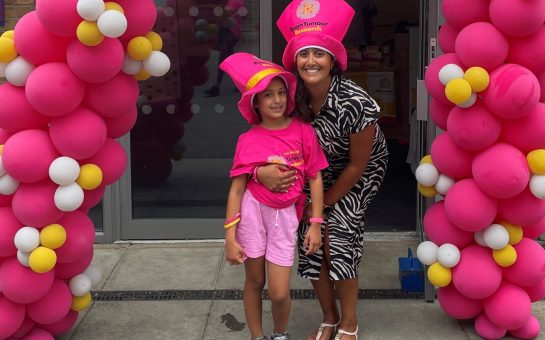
[304,223,322,255]
[257,164,297,192]
[225,240,245,265]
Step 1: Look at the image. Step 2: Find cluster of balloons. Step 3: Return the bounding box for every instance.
[419,0,545,338]
[0,0,169,338]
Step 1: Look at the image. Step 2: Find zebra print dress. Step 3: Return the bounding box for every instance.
[298,75,389,281]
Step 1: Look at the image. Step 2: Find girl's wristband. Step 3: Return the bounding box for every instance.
[224,213,241,229]
[309,217,324,224]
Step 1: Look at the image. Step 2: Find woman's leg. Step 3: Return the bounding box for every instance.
[335,277,359,339]
[244,256,266,339]
[266,261,293,333]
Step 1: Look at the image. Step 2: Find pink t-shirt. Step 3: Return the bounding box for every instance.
[230,118,328,209]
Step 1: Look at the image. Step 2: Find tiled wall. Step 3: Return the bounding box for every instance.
[1,0,34,32]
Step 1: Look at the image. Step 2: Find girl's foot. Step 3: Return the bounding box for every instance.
[334,325,358,340]
[307,321,339,340]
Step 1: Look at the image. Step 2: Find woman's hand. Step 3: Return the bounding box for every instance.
[304,223,322,255]
[225,240,245,265]
[257,164,297,192]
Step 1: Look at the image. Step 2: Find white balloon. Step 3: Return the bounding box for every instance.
[97,10,127,38]
[0,62,6,77]
[14,226,40,252]
[0,156,5,177]
[474,231,486,247]
[69,274,93,296]
[435,174,455,196]
[49,157,80,186]
[457,92,477,108]
[5,57,34,87]
[122,53,143,75]
[77,0,105,21]
[416,241,438,266]
[483,224,509,250]
[439,64,464,86]
[530,175,545,199]
[0,173,20,195]
[54,183,84,212]
[143,51,171,77]
[415,163,439,186]
[437,243,461,268]
[17,250,30,267]
[83,265,103,286]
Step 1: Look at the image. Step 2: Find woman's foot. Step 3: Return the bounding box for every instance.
[334,325,358,340]
[307,321,339,340]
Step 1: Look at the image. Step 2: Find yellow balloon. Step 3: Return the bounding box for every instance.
[418,183,437,198]
[29,247,57,273]
[145,31,163,51]
[134,69,151,81]
[127,37,152,61]
[500,221,523,245]
[40,224,67,249]
[0,145,3,155]
[527,149,545,175]
[77,21,104,47]
[0,37,17,63]
[72,292,92,311]
[427,262,452,287]
[420,155,433,164]
[77,164,103,190]
[445,78,472,105]
[104,2,124,13]
[464,66,490,92]
[1,30,14,40]
[493,245,517,267]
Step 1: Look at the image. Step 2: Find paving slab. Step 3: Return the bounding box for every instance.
[91,244,129,290]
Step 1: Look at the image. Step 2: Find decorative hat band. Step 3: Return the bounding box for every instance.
[246,68,283,91]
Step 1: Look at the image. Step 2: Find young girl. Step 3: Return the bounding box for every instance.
[220,52,329,340]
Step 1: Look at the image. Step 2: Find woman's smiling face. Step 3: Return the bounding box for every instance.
[296,47,335,86]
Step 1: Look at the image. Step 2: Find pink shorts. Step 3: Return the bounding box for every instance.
[236,190,299,267]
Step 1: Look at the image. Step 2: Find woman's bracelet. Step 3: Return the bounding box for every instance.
[252,166,260,184]
[309,217,324,224]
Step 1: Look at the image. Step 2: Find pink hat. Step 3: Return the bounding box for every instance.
[219,52,297,125]
[277,0,355,71]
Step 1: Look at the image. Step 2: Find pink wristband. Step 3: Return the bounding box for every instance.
[309,217,324,224]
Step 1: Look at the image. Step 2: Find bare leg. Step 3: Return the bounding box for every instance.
[335,277,359,339]
[244,256,266,339]
[266,261,292,334]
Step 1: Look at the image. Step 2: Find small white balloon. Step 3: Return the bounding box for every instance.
[457,92,477,108]
[69,274,93,296]
[435,174,455,196]
[166,104,176,114]
[474,231,487,247]
[143,51,171,77]
[439,64,464,86]
[5,57,34,87]
[0,173,20,195]
[530,175,545,199]
[54,183,84,212]
[97,10,127,38]
[122,53,143,75]
[77,0,105,21]
[483,224,509,250]
[437,243,461,268]
[14,226,40,253]
[416,241,439,266]
[415,163,439,187]
[17,250,30,267]
[83,265,103,286]
[49,157,80,186]
[0,62,6,77]
[0,156,5,177]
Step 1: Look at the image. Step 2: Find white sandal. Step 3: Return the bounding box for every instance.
[334,326,358,340]
[315,321,339,340]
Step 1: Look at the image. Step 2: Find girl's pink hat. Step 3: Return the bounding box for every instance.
[219,52,297,125]
[277,0,355,71]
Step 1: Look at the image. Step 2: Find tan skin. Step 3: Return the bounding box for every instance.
[257,48,376,340]
[225,77,325,339]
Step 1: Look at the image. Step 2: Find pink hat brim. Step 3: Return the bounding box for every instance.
[282,33,347,71]
[237,71,297,125]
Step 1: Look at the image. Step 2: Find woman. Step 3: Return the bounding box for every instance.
[256,1,389,339]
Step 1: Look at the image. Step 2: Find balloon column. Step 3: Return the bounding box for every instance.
[0,0,169,338]
[418,0,545,338]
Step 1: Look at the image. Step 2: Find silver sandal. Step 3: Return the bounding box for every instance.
[255,336,268,340]
[271,332,290,340]
[315,321,339,340]
[334,326,358,340]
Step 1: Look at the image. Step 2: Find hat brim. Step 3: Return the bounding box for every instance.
[282,33,347,71]
[237,71,297,125]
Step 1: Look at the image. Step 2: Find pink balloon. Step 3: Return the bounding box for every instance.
[14,11,70,65]
[498,188,545,226]
[441,0,489,30]
[25,62,85,117]
[117,0,157,39]
[0,194,12,207]
[54,245,93,280]
[0,258,55,304]
[472,143,530,198]
[482,64,540,120]
[104,106,137,139]
[35,0,80,37]
[13,317,35,338]
[503,238,545,287]
[538,72,545,102]
[447,102,501,152]
[523,216,545,239]
[438,22,458,54]
[12,180,64,227]
[524,278,545,302]
[438,284,483,319]
[66,39,124,84]
[84,73,139,118]
[490,0,545,37]
[455,22,508,71]
[2,129,58,183]
[79,185,106,211]
[509,315,541,339]
[423,201,473,248]
[49,106,107,160]
[500,103,545,154]
[0,83,49,133]
[424,53,462,105]
[39,310,78,336]
[21,327,54,340]
[83,138,127,185]
[0,128,10,143]
[27,280,72,325]
[508,26,545,75]
[55,211,96,264]
[0,294,26,339]
[429,98,452,131]
[452,245,502,299]
[430,133,473,179]
[0,207,23,257]
[484,281,531,330]
[474,313,507,340]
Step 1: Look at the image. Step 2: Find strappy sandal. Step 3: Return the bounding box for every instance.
[314,321,339,340]
[255,336,268,340]
[334,326,358,340]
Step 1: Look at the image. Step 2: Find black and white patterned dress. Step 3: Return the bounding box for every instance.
[298,75,389,281]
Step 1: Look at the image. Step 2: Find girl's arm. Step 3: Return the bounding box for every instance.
[256,164,297,192]
[304,172,324,255]
[225,175,248,265]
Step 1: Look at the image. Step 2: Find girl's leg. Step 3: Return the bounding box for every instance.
[335,277,359,339]
[244,256,267,339]
[266,261,293,334]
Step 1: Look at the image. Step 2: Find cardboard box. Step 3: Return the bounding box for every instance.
[348,71,396,118]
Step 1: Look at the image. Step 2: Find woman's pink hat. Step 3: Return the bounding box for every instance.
[277,0,355,71]
[219,52,297,125]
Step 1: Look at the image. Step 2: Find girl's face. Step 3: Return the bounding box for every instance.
[254,77,288,123]
[296,48,334,86]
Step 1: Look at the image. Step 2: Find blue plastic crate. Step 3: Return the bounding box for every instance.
[398,248,424,292]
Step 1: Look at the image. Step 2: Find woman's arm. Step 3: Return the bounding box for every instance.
[225,175,248,265]
[304,172,324,255]
[256,164,297,192]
